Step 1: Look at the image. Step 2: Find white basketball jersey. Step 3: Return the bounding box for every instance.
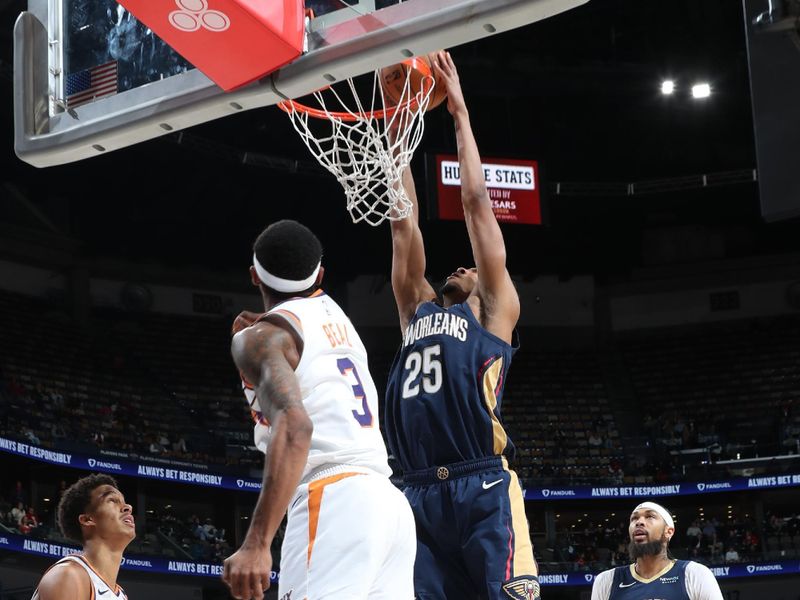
[32,555,127,600]
[240,290,391,479]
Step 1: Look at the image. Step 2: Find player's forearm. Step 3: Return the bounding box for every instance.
[243,408,312,549]
[453,111,489,211]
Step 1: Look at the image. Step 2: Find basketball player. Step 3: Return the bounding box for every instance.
[384,50,540,599]
[591,502,724,600]
[223,220,415,600]
[32,474,133,600]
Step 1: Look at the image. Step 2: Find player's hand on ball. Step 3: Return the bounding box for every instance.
[232,311,261,335]
[429,50,465,117]
[222,545,272,600]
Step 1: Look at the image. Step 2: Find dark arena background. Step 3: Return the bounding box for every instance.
[2,0,800,598]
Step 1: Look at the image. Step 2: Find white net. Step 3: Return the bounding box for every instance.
[279,66,433,226]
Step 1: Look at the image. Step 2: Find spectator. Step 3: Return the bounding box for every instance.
[701,519,717,541]
[23,428,40,445]
[9,501,25,526]
[588,431,604,447]
[148,436,164,455]
[686,520,702,540]
[18,506,39,534]
[51,423,67,440]
[173,436,188,454]
[10,481,26,506]
[743,530,759,556]
[724,547,740,563]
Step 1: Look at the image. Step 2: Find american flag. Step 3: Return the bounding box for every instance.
[65,60,118,108]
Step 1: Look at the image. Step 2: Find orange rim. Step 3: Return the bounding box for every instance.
[277,57,433,122]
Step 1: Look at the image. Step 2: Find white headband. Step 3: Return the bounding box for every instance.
[253,254,321,293]
[634,502,674,529]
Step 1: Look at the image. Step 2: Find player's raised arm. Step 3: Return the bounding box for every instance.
[390,166,437,332]
[224,322,313,600]
[431,51,520,340]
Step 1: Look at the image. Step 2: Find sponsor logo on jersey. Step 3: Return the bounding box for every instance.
[659,576,679,584]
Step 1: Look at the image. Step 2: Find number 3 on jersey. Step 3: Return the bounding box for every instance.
[337,358,374,427]
[402,344,442,399]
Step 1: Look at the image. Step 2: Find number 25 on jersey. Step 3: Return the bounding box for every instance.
[402,344,442,399]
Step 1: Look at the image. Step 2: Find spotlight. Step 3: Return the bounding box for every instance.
[661,80,675,95]
[692,83,711,99]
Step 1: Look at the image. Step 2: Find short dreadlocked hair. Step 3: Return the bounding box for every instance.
[57,474,119,544]
[253,220,323,296]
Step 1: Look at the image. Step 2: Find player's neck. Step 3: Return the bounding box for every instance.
[634,553,673,579]
[82,541,124,588]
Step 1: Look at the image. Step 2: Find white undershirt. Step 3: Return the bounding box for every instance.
[590,561,724,600]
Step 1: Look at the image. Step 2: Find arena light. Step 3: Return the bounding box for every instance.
[692,82,712,98]
[661,79,675,95]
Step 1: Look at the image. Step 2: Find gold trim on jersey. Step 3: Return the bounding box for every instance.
[482,357,508,455]
[629,559,677,583]
[503,457,538,577]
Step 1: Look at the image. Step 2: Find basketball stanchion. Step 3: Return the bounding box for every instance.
[278,57,438,226]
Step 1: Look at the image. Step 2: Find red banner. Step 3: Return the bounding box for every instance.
[432,155,542,224]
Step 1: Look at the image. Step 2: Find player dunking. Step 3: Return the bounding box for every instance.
[223,220,415,600]
[384,51,540,599]
[32,474,134,600]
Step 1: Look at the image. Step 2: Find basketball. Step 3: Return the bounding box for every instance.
[380,55,448,111]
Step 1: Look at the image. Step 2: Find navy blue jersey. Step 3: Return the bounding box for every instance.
[384,301,518,471]
[609,560,691,600]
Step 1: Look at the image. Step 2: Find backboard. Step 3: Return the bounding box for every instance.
[14,0,589,168]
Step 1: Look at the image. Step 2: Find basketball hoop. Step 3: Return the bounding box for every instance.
[277,57,434,226]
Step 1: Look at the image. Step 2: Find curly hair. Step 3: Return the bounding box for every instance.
[57,474,119,544]
[253,220,323,296]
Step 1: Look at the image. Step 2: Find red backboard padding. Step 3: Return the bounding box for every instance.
[116,0,305,91]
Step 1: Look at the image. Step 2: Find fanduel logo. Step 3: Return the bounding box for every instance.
[541,489,575,497]
[697,482,731,491]
[122,558,153,568]
[235,479,261,490]
[747,564,782,574]
[88,459,122,471]
[585,574,594,582]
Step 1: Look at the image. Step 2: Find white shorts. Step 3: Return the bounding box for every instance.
[278,466,416,600]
